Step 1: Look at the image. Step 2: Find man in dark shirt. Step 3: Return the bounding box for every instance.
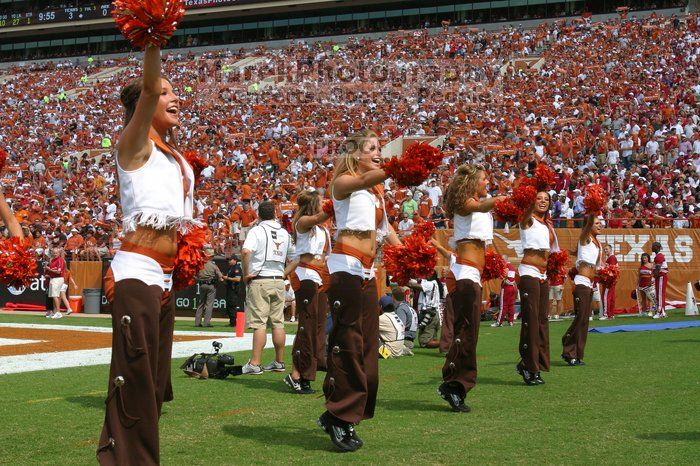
[224,255,244,327]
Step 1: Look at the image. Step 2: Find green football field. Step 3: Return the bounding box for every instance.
[1,312,698,465]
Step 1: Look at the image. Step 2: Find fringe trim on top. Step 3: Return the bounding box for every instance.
[122,211,203,235]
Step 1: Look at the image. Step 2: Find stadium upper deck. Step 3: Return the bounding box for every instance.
[0,0,688,61]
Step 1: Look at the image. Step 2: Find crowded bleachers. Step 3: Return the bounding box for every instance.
[0,13,699,260]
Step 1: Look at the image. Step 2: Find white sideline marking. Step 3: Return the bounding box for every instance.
[0,338,45,347]
[0,323,296,375]
[0,323,241,336]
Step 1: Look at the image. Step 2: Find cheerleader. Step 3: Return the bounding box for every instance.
[438,164,505,412]
[636,253,656,316]
[562,213,601,366]
[98,43,200,465]
[516,191,559,385]
[284,190,331,394]
[317,130,401,451]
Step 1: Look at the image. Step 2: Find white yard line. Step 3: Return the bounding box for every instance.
[0,323,296,375]
[0,322,236,337]
[0,338,45,347]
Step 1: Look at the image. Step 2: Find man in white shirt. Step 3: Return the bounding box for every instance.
[425,179,443,211]
[397,213,414,237]
[241,201,294,375]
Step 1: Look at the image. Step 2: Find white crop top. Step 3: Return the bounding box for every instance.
[577,238,601,268]
[293,225,329,260]
[453,209,493,243]
[332,186,387,242]
[520,217,560,252]
[117,142,197,233]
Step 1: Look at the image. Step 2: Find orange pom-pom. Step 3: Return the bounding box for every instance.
[322,199,335,219]
[0,237,38,288]
[493,176,537,224]
[596,264,619,288]
[482,248,507,282]
[493,198,522,224]
[546,250,570,283]
[411,220,435,242]
[584,184,607,214]
[532,164,555,192]
[383,233,437,286]
[112,0,185,49]
[382,142,443,188]
[182,150,207,184]
[513,182,538,209]
[173,225,209,290]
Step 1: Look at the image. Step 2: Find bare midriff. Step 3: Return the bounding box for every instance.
[123,226,177,258]
[522,249,548,269]
[578,263,597,280]
[299,253,326,269]
[336,230,377,258]
[457,239,485,270]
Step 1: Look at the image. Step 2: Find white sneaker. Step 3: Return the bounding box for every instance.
[647,312,654,317]
[553,315,560,320]
[652,314,661,319]
[52,312,63,319]
[66,310,72,316]
[262,360,286,372]
[490,322,501,327]
[45,312,53,319]
[241,362,263,375]
[289,316,296,322]
[589,316,593,321]
[599,316,608,321]
[507,322,513,326]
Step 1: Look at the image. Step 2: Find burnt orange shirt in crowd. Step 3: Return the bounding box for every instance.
[240,209,257,227]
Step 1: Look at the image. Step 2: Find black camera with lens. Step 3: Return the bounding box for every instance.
[180,341,242,379]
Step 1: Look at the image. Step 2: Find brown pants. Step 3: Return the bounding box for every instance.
[292,280,322,381]
[316,291,328,371]
[518,276,551,373]
[442,279,481,399]
[439,295,454,353]
[562,284,594,360]
[97,279,175,466]
[322,272,379,424]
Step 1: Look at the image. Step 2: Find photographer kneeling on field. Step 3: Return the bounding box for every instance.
[410,271,443,349]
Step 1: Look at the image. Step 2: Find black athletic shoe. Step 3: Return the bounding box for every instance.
[299,379,315,395]
[437,383,470,412]
[346,424,363,448]
[516,362,538,385]
[563,356,579,366]
[534,372,545,384]
[317,412,361,452]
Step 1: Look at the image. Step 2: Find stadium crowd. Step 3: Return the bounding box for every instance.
[0,12,699,260]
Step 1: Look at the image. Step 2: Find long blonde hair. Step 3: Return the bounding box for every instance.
[331,129,379,186]
[292,190,321,243]
[444,164,484,219]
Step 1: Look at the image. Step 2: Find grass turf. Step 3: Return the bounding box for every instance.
[0,312,698,465]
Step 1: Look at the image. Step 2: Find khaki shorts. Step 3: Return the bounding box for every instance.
[245,278,285,329]
[549,285,563,301]
[48,277,65,298]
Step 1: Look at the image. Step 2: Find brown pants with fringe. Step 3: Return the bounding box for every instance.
[322,272,379,424]
[562,284,594,360]
[518,276,551,372]
[97,279,174,466]
[441,279,482,399]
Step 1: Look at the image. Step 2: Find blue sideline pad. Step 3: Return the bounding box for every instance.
[589,320,700,334]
